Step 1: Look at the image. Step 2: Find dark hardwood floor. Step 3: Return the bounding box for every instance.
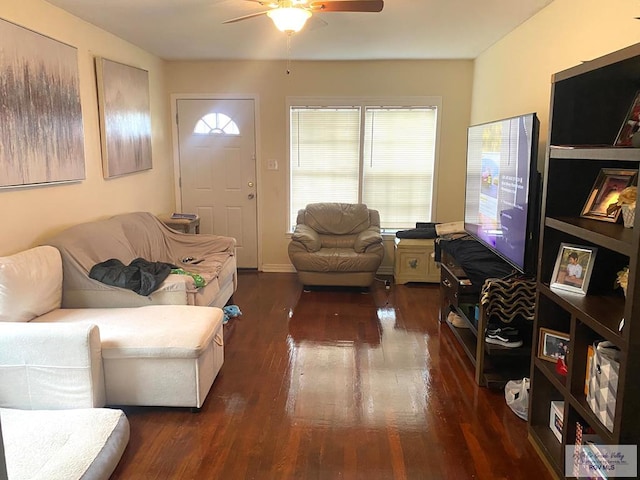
[110,272,552,480]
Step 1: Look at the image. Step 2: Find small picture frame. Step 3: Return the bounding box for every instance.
[581,168,637,223]
[550,243,597,295]
[614,90,640,147]
[538,327,570,363]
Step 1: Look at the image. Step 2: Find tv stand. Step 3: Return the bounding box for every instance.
[439,249,535,388]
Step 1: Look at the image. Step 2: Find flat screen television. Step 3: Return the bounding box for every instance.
[464,112,541,276]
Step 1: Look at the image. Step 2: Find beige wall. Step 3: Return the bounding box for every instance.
[165,60,474,270]
[471,0,640,170]
[6,0,636,272]
[0,0,172,255]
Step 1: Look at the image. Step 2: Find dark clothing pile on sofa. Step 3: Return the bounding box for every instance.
[89,258,175,296]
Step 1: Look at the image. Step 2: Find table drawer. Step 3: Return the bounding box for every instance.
[441,263,478,307]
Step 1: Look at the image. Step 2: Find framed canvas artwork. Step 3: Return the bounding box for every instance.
[96,57,152,178]
[0,18,85,188]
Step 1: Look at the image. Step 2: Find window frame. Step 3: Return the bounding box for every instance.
[286,96,442,232]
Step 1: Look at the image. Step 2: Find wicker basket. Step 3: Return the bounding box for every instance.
[621,204,635,228]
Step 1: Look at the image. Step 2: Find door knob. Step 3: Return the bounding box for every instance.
[248,193,255,199]
[248,181,254,187]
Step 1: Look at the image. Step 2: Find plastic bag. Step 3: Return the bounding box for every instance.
[505,377,530,420]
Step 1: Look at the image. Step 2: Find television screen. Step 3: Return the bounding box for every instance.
[464,113,540,275]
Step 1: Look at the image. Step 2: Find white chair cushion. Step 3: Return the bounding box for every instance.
[0,246,62,322]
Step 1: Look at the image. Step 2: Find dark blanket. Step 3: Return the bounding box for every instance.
[439,236,514,286]
[395,222,439,239]
[89,258,176,296]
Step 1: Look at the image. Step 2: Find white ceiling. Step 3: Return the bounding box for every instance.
[44,0,555,61]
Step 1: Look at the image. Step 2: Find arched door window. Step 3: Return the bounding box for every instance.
[194,112,240,135]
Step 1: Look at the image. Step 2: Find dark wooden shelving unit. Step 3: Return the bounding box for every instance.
[439,250,532,388]
[528,42,640,479]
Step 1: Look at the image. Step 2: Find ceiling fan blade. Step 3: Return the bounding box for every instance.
[310,0,383,13]
[307,15,329,30]
[244,0,279,6]
[222,10,270,24]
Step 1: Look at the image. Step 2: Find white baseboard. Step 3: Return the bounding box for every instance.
[261,264,296,273]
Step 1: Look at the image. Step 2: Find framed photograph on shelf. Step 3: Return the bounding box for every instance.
[614,90,640,147]
[580,168,637,223]
[550,243,597,295]
[538,327,570,363]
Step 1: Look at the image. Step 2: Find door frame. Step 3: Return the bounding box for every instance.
[171,93,263,270]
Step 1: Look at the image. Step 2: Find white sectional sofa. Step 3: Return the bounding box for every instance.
[0,246,224,409]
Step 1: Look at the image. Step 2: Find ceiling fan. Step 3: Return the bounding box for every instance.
[223,0,384,34]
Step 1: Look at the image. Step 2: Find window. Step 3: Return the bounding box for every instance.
[194,112,239,135]
[289,98,439,230]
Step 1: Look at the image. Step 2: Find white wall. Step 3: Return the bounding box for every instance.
[165,60,474,270]
[471,0,640,169]
[0,0,173,255]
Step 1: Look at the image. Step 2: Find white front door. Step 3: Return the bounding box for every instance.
[176,98,257,268]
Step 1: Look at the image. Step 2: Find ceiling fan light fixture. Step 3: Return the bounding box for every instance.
[267,7,312,33]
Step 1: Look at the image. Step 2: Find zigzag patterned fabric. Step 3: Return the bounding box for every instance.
[480,278,536,324]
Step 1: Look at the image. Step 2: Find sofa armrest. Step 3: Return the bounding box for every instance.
[353,227,383,253]
[0,322,106,409]
[290,225,321,252]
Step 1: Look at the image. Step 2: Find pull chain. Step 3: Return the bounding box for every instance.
[286,33,292,75]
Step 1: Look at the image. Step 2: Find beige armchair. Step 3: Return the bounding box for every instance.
[288,203,385,288]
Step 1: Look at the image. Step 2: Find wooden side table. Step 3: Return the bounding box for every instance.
[158,214,200,234]
[393,238,440,284]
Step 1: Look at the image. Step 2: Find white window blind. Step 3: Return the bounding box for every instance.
[290,107,360,227]
[362,107,436,229]
[289,100,438,231]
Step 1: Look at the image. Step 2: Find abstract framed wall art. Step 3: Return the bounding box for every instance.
[95,57,152,178]
[0,18,85,188]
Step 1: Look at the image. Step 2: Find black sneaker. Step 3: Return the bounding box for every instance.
[485,327,523,348]
[486,324,518,335]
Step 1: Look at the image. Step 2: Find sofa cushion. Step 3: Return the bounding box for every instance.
[34,305,223,359]
[291,248,383,272]
[304,203,371,235]
[0,246,62,322]
[1,406,129,480]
